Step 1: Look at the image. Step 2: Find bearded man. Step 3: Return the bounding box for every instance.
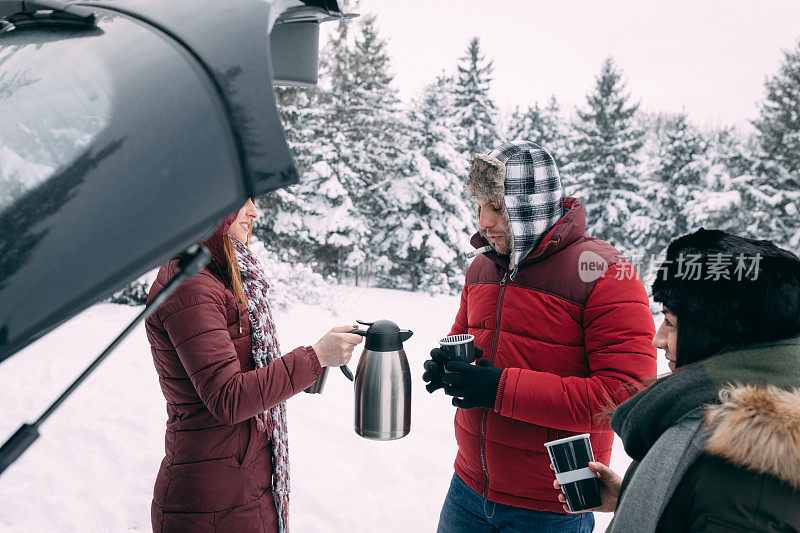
[424,139,657,532]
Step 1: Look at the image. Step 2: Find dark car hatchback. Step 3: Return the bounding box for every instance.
[0,0,352,474]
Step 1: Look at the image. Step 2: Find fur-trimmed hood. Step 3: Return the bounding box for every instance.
[704,384,800,490]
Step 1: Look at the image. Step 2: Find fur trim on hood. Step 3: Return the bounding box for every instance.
[467,154,505,206]
[704,384,800,490]
[466,154,512,258]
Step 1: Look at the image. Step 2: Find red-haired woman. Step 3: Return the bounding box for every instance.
[145,199,361,532]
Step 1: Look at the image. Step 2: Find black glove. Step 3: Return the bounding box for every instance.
[422,347,485,393]
[422,348,449,393]
[442,358,502,409]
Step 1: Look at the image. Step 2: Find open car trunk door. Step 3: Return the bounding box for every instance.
[0,0,351,362]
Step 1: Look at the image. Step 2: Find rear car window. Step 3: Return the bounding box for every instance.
[0,29,111,214]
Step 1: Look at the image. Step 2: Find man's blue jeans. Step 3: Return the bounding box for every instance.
[437,474,594,532]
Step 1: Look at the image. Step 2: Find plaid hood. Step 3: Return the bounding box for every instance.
[467,140,563,274]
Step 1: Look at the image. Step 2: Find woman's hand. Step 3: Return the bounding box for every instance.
[552,461,622,513]
[312,326,363,367]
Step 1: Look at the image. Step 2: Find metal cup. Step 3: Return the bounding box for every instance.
[439,334,475,372]
[304,366,330,394]
[545,433,603,512]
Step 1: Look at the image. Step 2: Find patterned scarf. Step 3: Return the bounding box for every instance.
[230,235,290,533]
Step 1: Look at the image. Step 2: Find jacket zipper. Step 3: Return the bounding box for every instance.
[480,271,508,502]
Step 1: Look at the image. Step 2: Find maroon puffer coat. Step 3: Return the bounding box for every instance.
[449,197,657,513]
[145,214,322,532]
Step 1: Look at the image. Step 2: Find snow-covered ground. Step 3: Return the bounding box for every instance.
[0,286,667,532]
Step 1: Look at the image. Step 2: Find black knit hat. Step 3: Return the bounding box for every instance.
[652,229,800,356]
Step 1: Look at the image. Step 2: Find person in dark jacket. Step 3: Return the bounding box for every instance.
[554,228,800,532]
[423,140,657,532]
[145,199,363,533]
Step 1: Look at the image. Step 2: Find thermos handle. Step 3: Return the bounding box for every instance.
[340,365,354,381]
[341,328,368,381]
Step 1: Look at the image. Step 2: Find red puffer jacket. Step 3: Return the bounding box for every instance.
[449,197,656,513]
[145,214,322,532]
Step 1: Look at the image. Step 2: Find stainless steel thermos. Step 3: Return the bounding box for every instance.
[347,320,413,440]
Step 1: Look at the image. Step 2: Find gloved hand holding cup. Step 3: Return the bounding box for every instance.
[438,334,477,371]
[422,334,485,395]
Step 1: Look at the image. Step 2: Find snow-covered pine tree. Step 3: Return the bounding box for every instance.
[256,148,367,278]
[713,127,755,180]
[747,39,800,248]
[414,74,469,175]
[507,104,544,144]
[372,78,473,293]
[753,39,800,178]
[564,57,651,257]
[346,14,406,200]
[543,96,572,172]
[321,7,363,202]
[107,269,158,305]
[682,127,747,236]
[254,17,367,278]
[651,113,709,238]
[336,13,418,284]
[454,37,499,158]
[654,114,707,186]
[506,96,570,170]
[687,123,800,251]
[690,42,800,251]
[429,71,462,148]
[728,164,800,249]
[273,88,321,174]
[255,87,319,255]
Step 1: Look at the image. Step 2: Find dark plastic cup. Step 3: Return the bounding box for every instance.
[304,366,329,394]
[439,334,475,372]
[545,433,602,513]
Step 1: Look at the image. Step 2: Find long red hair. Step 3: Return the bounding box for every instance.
[222,222,252,306]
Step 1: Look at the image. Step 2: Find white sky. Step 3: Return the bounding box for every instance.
[325,0,800,131]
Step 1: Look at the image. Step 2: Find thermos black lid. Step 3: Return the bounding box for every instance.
[355,319,413,351]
